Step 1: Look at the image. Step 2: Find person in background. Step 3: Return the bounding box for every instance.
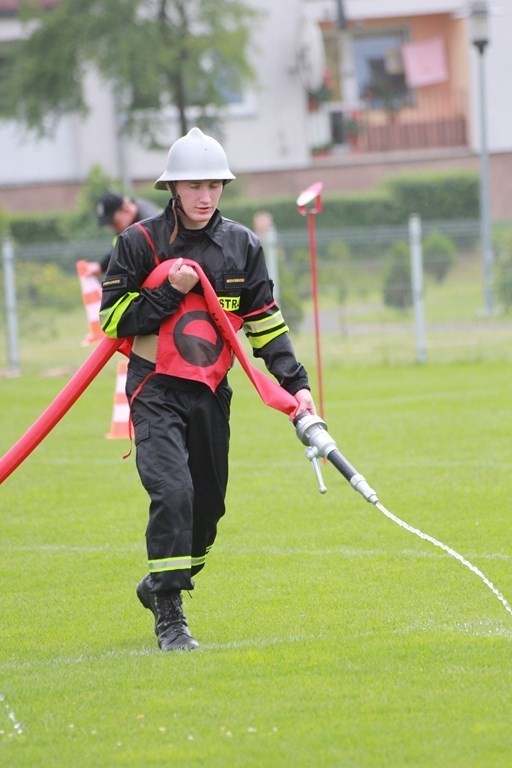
[84,191,161,276]
[99,127,316,652]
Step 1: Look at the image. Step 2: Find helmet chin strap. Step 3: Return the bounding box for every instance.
[165,182,183,244]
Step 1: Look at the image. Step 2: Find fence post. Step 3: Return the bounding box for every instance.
[409,213,427,364]
[2,236,20,376]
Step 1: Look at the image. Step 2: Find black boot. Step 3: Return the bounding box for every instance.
[136,574,199,651]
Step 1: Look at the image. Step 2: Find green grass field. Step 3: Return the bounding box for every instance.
[1,344,512,766]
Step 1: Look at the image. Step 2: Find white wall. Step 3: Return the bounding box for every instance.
[0,119,78,184]
[222,0,310,173]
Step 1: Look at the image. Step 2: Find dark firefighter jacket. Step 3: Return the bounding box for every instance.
[99,199,310,396]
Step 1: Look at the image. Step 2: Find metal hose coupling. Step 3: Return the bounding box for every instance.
[293,413,379,503]
[294,412,337,459]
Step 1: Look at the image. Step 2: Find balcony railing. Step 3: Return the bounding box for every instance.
[310,89,469,156]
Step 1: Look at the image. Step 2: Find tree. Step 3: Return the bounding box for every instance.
[0,0,259,141]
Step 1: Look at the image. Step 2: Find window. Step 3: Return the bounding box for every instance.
[353,28,411,112]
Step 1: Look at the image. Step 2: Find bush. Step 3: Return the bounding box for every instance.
[384,170,479,220]
[422,231,457,283]
[382,241,412,309]
[8,212,77,244]
[496,255,512,310]
[221,171,479,230]
[494,226,512,310]
[278,262,304,333]
[0,206,8,236]
[324,240,350,305]
[6,170,480,244]
[15,261,80,311]
[221,189,398,230]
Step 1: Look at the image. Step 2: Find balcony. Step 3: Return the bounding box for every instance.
[309,89,469,157]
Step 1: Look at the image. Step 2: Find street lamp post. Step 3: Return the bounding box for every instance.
[470,1,494,316]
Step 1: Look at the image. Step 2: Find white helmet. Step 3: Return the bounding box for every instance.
[155,127,236,189]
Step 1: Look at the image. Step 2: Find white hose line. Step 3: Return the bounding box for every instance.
[0,693,23,736]
[374,501,512,618]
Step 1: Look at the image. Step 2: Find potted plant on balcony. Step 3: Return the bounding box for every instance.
[343,112,364,151]
[311,141,334,158]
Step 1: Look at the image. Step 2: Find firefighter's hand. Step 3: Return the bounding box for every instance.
[291,388,316,420]
[168,258,199,293]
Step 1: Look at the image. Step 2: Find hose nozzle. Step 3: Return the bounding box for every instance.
[293,413,379,503]
[294,413,337,459]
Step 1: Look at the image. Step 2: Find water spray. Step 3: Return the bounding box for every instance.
[293,413,512,619]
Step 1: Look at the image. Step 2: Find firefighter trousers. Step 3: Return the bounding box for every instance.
[126,353,232,592]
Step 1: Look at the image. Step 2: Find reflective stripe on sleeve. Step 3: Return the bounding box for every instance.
[243,309,289,349]
[99,292,139,338]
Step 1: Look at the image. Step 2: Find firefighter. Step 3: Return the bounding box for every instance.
[99,127,316,651]
[84,191,161,276]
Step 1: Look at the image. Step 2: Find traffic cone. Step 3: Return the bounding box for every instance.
[76,260,104,346]
[106,358,131,439]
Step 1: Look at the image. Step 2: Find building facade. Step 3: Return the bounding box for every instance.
[0,0,511,219]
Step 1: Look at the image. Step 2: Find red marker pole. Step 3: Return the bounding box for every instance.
[297,181,324,419]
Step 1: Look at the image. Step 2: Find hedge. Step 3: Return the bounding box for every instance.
[3,169,479,243]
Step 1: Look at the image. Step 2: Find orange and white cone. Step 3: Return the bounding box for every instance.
[76,260,104,346]
[106,358,131,439]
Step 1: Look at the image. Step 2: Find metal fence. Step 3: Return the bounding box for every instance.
[1,219,512,376]
[269,217,512,366]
